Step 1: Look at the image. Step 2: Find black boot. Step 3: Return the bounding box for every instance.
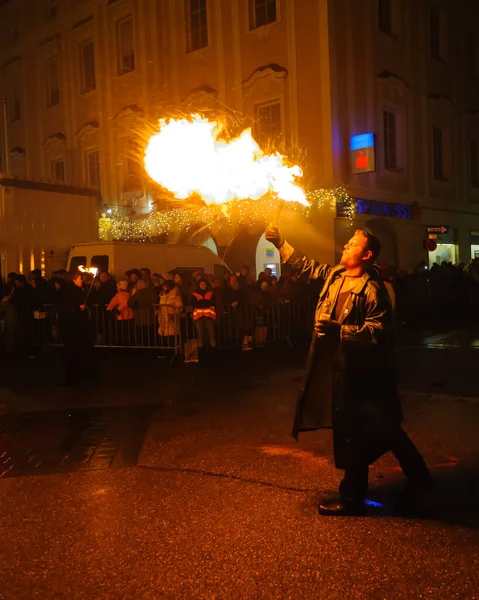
[318,498,366,516]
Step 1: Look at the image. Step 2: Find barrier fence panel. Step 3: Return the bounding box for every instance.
[1,299,316,356]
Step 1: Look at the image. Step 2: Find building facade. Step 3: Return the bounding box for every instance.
[1,0,479,274]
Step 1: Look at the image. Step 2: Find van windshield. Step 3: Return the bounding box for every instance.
[92,255,109,273]
[70,256,87,272]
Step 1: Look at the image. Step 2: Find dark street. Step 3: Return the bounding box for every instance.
[1,329,479,599]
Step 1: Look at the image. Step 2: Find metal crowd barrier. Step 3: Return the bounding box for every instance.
[0,298,316,357]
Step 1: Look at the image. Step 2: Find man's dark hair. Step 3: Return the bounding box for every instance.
[355,229,381,263]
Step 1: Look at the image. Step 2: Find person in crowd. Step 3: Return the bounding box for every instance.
[223,272,231,288]
[223,274,241,308]
[158,279,183,343]
[266,224,432,516]
[2,272,17,300]
[270,276,281,298]
[91,271,117,344]
[257,280,277,309]
[126,268,142,293]
[191,276,217,353]
[280,269,305,301]
[28,268,48,288]
[238,265,250,294]
[151,273,163,299]
[173,272,189,305]
[31,276,49,308]
[254,280,278,347]
[257,272,267,285]
[94,271,117,305]
[31,276,50,345]
[128,278,157,345]
[80,270,94,293]
[107,279,134,345]
[2,274,32,307]
[2,274,34,351]
[55,270,97,385]
[140,267,152,288]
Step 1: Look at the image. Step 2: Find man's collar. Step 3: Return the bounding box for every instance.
[334,267,372,295]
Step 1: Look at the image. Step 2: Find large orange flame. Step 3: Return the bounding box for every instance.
[144,114,308,207]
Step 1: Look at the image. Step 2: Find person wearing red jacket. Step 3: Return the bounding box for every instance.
[191,277,217,352]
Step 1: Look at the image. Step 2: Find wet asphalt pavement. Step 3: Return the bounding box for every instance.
[1,328,479,599]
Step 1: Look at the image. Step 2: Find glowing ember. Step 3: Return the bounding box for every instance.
[144,114,308,207]
[78,265,99,277]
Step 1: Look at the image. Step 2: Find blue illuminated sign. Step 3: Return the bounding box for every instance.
[350,133,374,151]
[357,199,412,219]
[336,198,414,220]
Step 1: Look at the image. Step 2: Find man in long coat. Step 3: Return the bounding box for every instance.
[265,226,431,515]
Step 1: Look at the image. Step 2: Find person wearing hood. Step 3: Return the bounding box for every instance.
[107,279,134,345]
[265,225,431,516]
[158,279,183,342]
[191,277,217,352]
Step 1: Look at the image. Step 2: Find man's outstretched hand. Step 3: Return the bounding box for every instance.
[265,225,285,249]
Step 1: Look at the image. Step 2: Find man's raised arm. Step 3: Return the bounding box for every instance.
[265,226,333,282]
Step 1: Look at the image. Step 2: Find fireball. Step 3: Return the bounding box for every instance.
[144,114,308,207]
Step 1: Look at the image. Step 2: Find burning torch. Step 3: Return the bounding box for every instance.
[78,265,99,304]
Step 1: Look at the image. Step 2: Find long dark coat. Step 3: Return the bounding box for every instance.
[287,250,403,470]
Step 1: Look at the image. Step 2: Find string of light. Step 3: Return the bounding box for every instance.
[98,186,356,242]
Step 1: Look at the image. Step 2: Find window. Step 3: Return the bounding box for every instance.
[86,150,100,187]
[45,56,60,106]
[430,9,442,60]
[433,127,444,180]
[124,139,142,191]
[51,159,65,182]
[185,0,208,53]
[117,16,135,75]
[80,40,96,93]
[378,0,391,35]
[10,80,21,122]
[383,110,398,169]
[249,0,277,29]
[471,140,479,187]
[254,101,282,148]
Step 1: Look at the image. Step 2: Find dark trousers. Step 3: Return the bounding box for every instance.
[339,426,430,503]
[59,316,97,384]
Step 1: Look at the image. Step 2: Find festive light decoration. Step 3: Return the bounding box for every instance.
[144,114,308,207]
[98,186,356,242]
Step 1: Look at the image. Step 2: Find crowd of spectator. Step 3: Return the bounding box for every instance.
[2,256,479,355]
[0,264,317,354]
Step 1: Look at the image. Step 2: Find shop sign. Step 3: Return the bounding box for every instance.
[350,133,375,174]
[336,198,414,219]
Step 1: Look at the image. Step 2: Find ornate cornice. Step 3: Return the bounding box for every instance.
[243,64,288,89]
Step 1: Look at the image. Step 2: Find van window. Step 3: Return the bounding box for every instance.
[91,255,109,273]
[70,256,87,272]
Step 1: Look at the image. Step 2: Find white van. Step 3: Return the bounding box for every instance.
[67,241,230,280]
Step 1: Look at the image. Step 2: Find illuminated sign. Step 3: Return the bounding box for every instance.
[350,133,375,174]
[350,133,374,151]
[337,198,414,220]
